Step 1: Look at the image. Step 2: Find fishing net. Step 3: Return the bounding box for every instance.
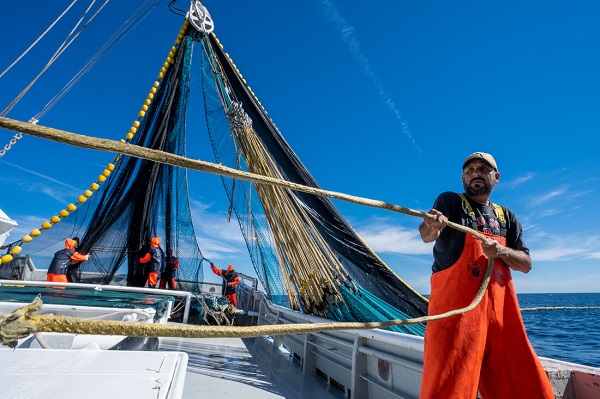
[18,34,207,291]
[15,22,428,335]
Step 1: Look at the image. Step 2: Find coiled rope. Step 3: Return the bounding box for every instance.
[0,116,499,348]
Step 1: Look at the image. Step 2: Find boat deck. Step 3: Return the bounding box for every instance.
[159,336,345,399]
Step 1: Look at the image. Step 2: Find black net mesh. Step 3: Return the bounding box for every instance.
[20,33,207,291]
[16,22,429,332]
[200,33,428,319]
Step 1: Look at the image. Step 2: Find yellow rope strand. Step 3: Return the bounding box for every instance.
[231,124,348,315]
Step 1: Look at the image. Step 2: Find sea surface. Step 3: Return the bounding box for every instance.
[518,292,600,368]
[274,292,600,368]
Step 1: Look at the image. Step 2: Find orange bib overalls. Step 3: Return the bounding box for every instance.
[420,233,554,399]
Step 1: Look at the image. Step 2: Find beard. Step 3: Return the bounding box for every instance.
[464,180,493,197]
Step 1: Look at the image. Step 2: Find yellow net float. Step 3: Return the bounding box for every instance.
[106,163,115,171]
[77,195,87,203]
[83,190,93,197]
[10,246,22,255]
[1,254,13,264]
[67,204,77,211]
[59,209,69,217]
[30,229,41,237]
[22,235,32,243]
[50,216,61,223]
[41,222,52,229]
[90,183,99,191]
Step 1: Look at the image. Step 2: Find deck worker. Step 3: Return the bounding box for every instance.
[46,237,90,283]
[159,249,179,290]
[210,262,240,307]
[139,237,166,288]
[418,152,554,398]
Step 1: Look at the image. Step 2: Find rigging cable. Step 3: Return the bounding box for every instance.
[1,0,109,117]
[0,0,78,80]
[34,0,164,121]
[0,0,164,158]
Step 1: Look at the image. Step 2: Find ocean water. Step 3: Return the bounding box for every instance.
[271,292,600,368]
[518,293,600,368]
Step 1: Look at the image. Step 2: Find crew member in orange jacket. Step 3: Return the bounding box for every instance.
[159,249,179,290]
[418,152,554,399]
[139,237,166,288]
[46,237,90,283]
[210,262,240,307]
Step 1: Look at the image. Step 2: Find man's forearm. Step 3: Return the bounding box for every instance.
[419,222,440,243]
[498,247,532,274]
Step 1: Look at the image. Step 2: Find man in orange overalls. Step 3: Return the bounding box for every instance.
[418,152,554,399]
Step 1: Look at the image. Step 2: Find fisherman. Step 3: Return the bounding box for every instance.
[418,152,554,398]
[138,237,166,288]
[210,262,240,307]
[159,248,179,290]
[46,237,90,283]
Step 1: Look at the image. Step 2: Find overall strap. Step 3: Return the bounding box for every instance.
[492,202,506,224]
[458,193,506,231]
[458,193,478,230]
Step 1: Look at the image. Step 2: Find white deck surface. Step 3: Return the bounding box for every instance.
[159,336,346,399]
[0,347,188,399]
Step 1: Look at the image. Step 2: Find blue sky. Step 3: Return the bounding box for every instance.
[1,0,599,294]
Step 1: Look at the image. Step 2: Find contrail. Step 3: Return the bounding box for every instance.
[0,159,79,190]
[316,0,421,154]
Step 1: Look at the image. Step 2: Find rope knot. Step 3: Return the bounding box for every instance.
[0,296,42,348]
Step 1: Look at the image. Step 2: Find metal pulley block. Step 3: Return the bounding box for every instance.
[187,1,214,34]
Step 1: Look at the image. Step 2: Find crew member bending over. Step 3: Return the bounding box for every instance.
[46,237,90,283]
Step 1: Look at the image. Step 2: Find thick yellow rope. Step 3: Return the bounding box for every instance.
[0,116,482,239]
[0,116,494,347]
[0,259,491,349]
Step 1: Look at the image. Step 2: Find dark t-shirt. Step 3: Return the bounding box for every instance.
[431,191,529,273]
